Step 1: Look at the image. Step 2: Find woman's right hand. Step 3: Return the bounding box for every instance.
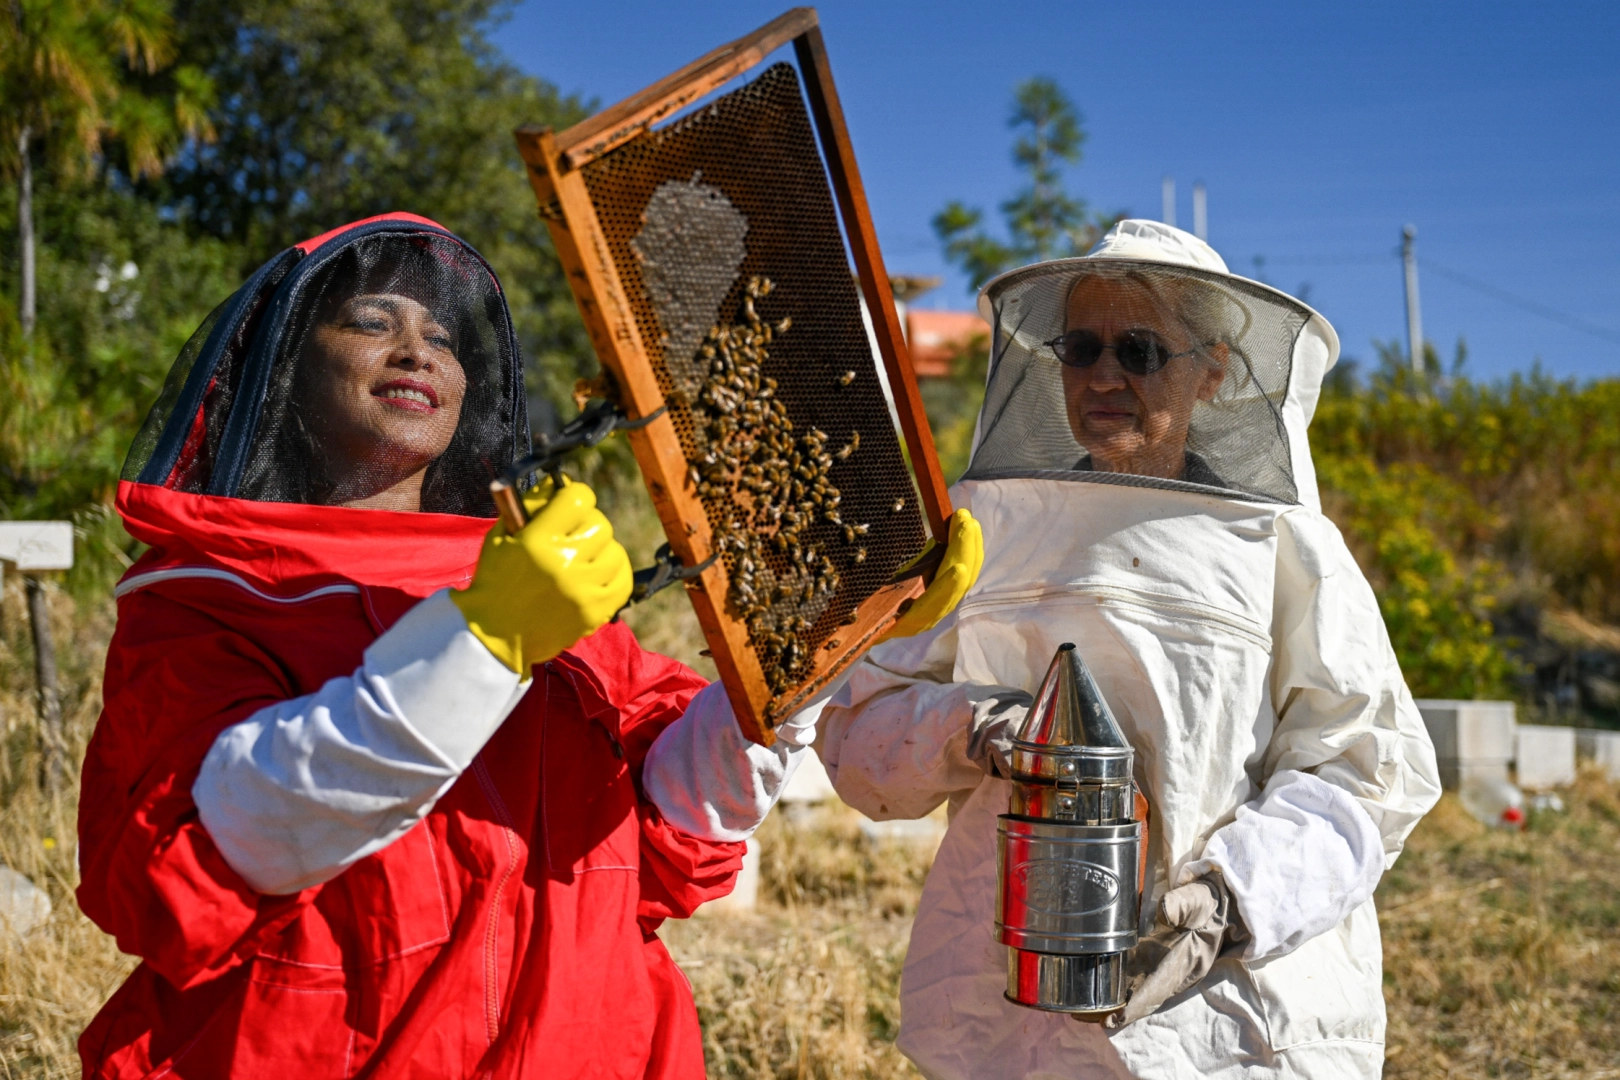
[451,479,633,673]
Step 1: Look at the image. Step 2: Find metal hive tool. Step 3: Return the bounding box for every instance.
[512,9,952,744]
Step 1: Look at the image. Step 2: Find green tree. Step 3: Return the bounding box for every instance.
[0,0,215,793]
[933,76,1119,288]
[0,0,600,533]
[159,0,595,432]
[0,0,209,339]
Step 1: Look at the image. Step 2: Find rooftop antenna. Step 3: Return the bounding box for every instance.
[1192,182,1207,242]
[1161,176,1176,228]
[1402,224,1423,373]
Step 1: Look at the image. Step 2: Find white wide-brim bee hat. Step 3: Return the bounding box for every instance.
[967,219,1340,509]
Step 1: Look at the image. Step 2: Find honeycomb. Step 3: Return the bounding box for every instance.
[579,62,929,711]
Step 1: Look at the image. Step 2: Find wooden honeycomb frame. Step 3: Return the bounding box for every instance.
[513,8,951,744]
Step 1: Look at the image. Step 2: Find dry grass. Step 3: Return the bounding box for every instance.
[606,475,719,682]
[4,545,1620,1078]
[665,804,935,1079]
[0,578,136,1079]
[1379,768,1620,1079]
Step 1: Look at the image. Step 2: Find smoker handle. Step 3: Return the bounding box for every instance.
[488,400,697,609]
[1135,788,1151,894]
[488,399,667,533]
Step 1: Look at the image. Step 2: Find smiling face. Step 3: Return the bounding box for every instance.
[300,293,467,510]
[1059,275,1227,479]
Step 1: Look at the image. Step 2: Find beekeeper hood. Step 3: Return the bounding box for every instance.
[122,213,527,516]
[969,219,1339,509]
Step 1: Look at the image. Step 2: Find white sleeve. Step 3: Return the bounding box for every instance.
[817,611,1009,820]
[1184,509,1442,960]
[1265,509,1442,864]
[1182,769,1384,958]
[192,589,529,895]
[640,680,815,842]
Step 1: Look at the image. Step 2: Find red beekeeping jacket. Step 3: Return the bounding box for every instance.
[76,481,744,1078]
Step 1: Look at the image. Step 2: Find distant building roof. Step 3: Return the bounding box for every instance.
[906,309,989,378]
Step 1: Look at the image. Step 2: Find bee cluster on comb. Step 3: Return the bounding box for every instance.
[685,277,880,698]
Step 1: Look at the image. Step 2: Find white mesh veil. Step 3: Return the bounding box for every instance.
[965,222,1339,507]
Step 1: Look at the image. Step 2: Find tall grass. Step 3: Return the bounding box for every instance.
[0,578,134,1079]
[665,804,935,1079]
[1379,768,1620,1077]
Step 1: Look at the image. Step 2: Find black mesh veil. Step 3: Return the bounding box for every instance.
[123,218,527,516]
[963,235,1340,505]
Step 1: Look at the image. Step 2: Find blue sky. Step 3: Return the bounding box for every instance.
[493,1,1620,381]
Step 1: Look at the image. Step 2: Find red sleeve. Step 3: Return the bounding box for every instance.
[563,624,748,927]
[76,590,315,990]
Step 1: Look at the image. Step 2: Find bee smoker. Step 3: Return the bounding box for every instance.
[996,643,1144,1016]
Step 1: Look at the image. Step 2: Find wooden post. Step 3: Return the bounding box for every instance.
[3,522,76,796]
[26,576,63,797]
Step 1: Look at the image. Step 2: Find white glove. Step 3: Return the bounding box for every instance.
[641,681,817,842]
[1104,874,1246,1028]
[964,688,1032,779]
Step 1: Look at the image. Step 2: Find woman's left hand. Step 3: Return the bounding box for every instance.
[1103,874,1245,1028]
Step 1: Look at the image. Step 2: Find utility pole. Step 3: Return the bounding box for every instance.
[1161,176,1176,228]
[1192,182,1208,242]
[1402,224,1424,373]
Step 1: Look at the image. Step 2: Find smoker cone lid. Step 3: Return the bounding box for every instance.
[1012,643,1133,781]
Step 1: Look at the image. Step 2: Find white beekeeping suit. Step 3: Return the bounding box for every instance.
[818,221,1441,1079]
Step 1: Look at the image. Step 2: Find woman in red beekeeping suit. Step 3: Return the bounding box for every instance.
[75,214,831,1078]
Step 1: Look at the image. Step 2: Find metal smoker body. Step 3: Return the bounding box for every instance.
[997,643,1143,1015]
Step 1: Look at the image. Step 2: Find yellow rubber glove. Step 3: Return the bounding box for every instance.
[451,479,633,674]
[878,508,984,642]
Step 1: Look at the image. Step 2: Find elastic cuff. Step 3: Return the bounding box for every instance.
[363,590,529,770]
[644,681,803,841]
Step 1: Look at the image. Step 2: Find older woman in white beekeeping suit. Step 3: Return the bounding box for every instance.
[817,220,1442,1080]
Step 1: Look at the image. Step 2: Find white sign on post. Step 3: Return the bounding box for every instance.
[0,521,75,586]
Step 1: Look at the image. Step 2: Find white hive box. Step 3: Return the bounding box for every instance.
[1576,729,1620,782]
[1515,725,1577,789]
[1416,700,1516,789]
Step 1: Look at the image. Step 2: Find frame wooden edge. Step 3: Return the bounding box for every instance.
[555,7,820,171]
[770,576,927,721]
[792,26,954,545]
[514,123,558,208]
[515,126,780,745]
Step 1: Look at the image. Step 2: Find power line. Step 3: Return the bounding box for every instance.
[1263,254,1390,266]
[1421,260,1620,347]
[1263,249,1620,347]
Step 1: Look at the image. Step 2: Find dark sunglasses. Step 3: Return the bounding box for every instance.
[1043,328,1200,375]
